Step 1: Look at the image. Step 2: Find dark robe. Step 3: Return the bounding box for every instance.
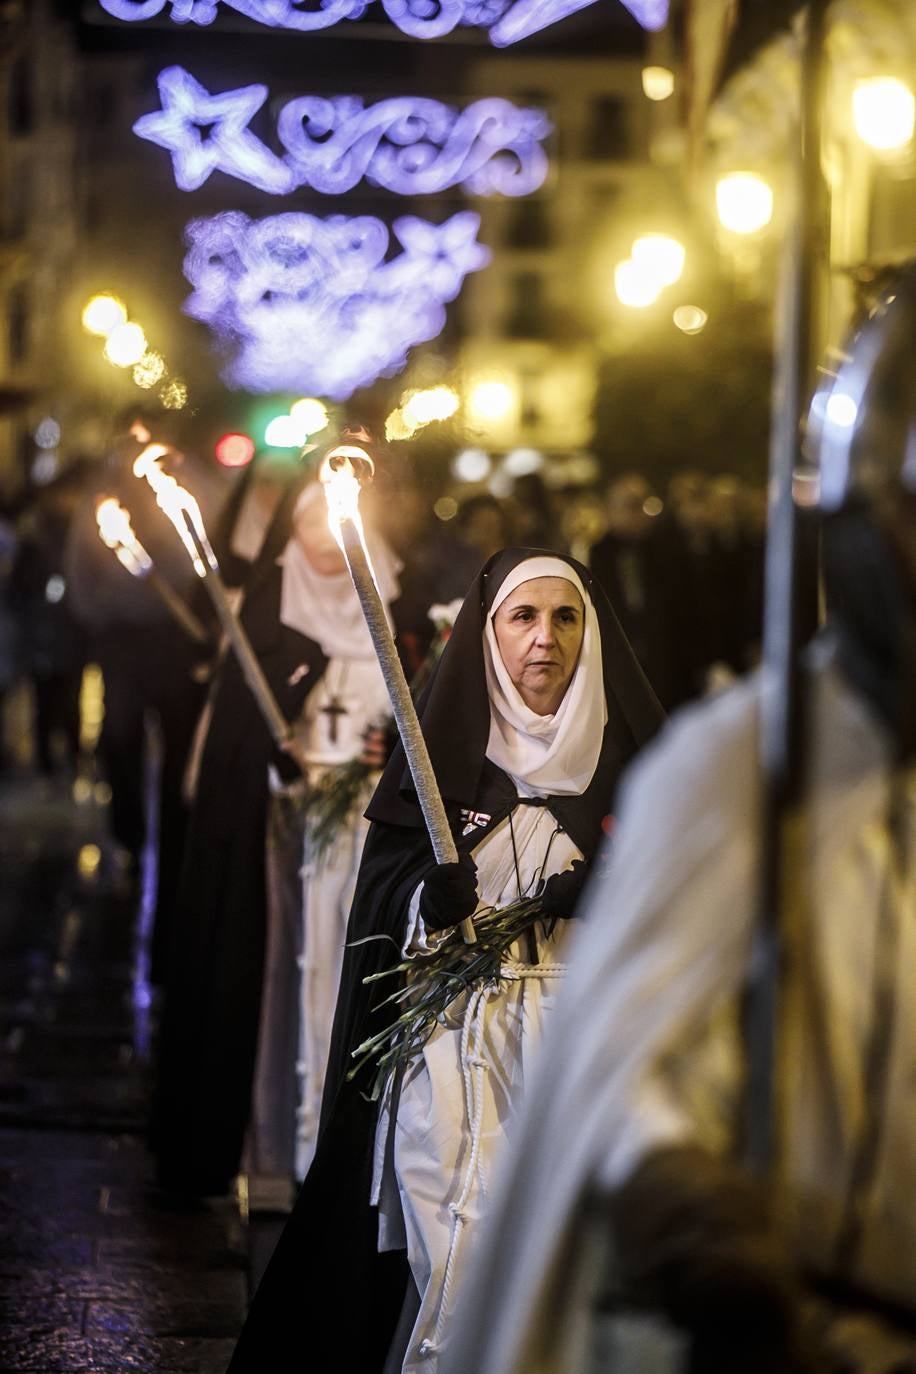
[228,548,664,1372]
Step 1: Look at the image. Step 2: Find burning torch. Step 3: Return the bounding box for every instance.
[95,497,208,645]
[320,437,476,945]
[133,443,292,748]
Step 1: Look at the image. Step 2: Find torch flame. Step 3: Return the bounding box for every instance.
[133,443,214,577]
[319,444,375,551]
[96,497,153,578]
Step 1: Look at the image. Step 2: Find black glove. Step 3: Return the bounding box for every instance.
[418,854,479,932]
[539,859,590,919]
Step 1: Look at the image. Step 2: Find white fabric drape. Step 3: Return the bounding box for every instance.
[483,556,607,798]
[278,483,401,661]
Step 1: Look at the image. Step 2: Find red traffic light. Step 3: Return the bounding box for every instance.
[216,432,255,468]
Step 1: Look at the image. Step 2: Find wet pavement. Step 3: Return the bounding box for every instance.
[0,770,247,1373]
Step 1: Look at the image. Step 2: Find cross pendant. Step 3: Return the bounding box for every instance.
[320,696,348,744]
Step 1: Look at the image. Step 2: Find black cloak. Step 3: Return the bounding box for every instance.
[227,548,663,1372]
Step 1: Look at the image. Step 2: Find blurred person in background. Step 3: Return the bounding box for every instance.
[589,473,697,711]
[10,462,90,777]
[0,510,18,771]
[439,267,916,1374]
[453,493,514,568]
[510,472,558,550]
[64,416,218,960]
[153,437,414,1200]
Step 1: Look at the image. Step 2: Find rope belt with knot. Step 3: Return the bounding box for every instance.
[419,958,567,1361]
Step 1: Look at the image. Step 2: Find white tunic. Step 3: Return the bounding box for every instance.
[438,644,916,1374]
[373,803,582,1374]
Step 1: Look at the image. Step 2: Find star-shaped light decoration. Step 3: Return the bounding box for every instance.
[132,65,294,195]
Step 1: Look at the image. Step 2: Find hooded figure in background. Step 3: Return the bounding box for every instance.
[438,269,916,1374]
[228,547,662,1374]
[152,459,405,1200]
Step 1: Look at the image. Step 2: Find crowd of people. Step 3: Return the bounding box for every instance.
[1,261,913,1374]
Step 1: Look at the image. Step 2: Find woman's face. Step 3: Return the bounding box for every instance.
[492,576,585,716]
[293,494,348,575]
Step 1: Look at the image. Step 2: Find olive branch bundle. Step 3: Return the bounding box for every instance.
[348,895,546,1101]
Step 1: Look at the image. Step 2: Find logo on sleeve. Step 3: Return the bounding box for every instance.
[460,808,492,836]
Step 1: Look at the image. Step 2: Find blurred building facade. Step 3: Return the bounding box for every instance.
[0,0,80,499]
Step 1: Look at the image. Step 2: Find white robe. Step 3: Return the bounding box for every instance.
[247,654,389,1189]
[439,642,916,1374]
[372,804,582,1374]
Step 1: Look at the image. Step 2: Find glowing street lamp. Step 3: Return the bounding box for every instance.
[641,66,674,102]
[104,321,148,368]
[673,304,708,335]
[632,233,685,287]
[133,351,167,389]
[82,294,128,337]
[715,172,774,235]
[853,77,915,151]
[614,258,662,308]
[468,380,514,423]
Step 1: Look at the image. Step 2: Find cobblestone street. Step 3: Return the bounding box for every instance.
[0,771,247,1373]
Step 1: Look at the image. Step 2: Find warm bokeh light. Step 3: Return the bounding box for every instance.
[643,496,664,517]
[133,351,166,389]
[853,77,915,151]
[433,496,458,521]
[641,65,675,101]
[632,233,685,287]
[825,392,858,429]
[504,447,544,476]
[715,172,774,234]
[290,397,330,435]
[467,380,514,422]
[673,304,708,335]
[104,321,148,367]
[161,379,189,410]
[81,293,127,337]
[265,414,304,448]
[452,448,492,482]
[403,385,460,429]
[216,432,256,468]
[614,258,662,308]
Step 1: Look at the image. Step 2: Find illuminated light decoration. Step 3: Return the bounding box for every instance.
[467,380,514,422]
[216,432,256,467]
[673,304,708,335]
[614,258,661,308]
[183,209,489,401]
[135,70,549,199]
[290,397,329,435]
[104,321,148,367]
[34,417,61,449]
[100,0,667,44]
[715,171,773,235]
[133,67,295,194]
[31,452,60,485]
[452,447,492,482]
[133,350,167,388]
[82,293,127,337]
[643,495,663,516]
[641,65,674,102]
[433,496,458,521]
[852,77,915,152]
[161,378,189,409]
[631,233,685,287]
